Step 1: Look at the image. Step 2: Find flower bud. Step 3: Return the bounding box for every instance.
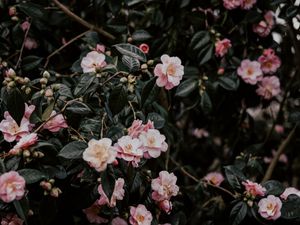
[105,51,111,56]
[7,81,16,88]
[40,78,48,85]
[147,60,154,66]
[120,77,128,83]
[50,187,62,198]
[141,64,148,70]
[43,71,50,79]
[25,87,31,95]
[45,89,54,97]
[24,77,30,84]
[40,181,52,191]
[217,67,225,75]
[127,37,133,43]
[9,7,17,16]
[11,16,19,21]
[23,149,31,158]
[6,68,16,78]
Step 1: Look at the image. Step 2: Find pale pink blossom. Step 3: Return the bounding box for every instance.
[215,39,231,57]
[280,187,300,200]
[9,133,38,155]
[192,128,209,139]
[258,195,282,220]
[256,76,281,100]
[8,7,16,16]
[96,44,105,53]
[253,11,274,37]
[241,0,256,10]
[43,111,68,132]
[83,138,117,172]
[24,103,35,120]
[81,51,107,73]
[115,135,143,167]
[264,150,288,164]
[1,213,23,225]
[0,171,26,203]
[24,37,38,50]
[111,217,128,225]
[151,171,179,202]
[5,68,16,78]
[274,124,284,134]
[20,21,30,31]
[258,49,281,74]
[237,59,263,85]
[97,178,125,207]
[159,200,172,214]
[139,129,168,159]
[82,202,108,224]
[223,0,241,10]
[154,54,184,90]
[139,44,149,54]
[203,172,224,186]
[128,120,154,138]
[242,180,266,197]
[129,204,153,225]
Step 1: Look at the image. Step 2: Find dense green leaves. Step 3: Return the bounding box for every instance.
[18,169,46,184]
[58,141,87,159]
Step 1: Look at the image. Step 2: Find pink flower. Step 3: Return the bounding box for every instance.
[1,214,23,225]
[111,217,128,225]
[237,59,263,85]
[151,171,179,202]
[96,44,105,53]
[258,49,281,74]
[81,51,107,73]
[159,200,172,214]
[97,178,125,207]
[258,195,282,220]
[8,7,17,16]
[43,111,68,132]
[215,39,232,57]
[280,187,300,200]
[129,204,153,225]
[203,172,224,186]
[223,0,241,10]
[82,202,108,224]
[0,171,26,203]
[115,135,143,167]
[20,21,30,31]
[154,54,184,90]
[256,76,280,100]
[253,11,274,37]
[24,37,38,50]
[242,180,266,197]
[128,120,154,138]
[83,138,117,172]
[5,68,16,78]
[241,0,256,10]
[9,133,38,155]
[192,128,209,139]
[274,124,284,134]
[139,44,149,54]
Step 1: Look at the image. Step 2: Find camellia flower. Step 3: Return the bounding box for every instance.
[115,135,143,167]
[242,180,266,197]
[139,129,168,159]
[215,38,232,57]
[203,172,224,186]
[80,51,107,73]
[82,138,117,172]
[253,11,274,37]
[97,178,125,207]
[1,213,23,225]
[95,44,105,53]
[128,120,154,138]
[280,187,300,200]
[43,111,68,132]
[237,59,263,85]
[240,0,256,10]
[24,37,38,50]
[82,202,108,224]
[9,133,38,155]
[223,0,241,10]
[0,171,26,203]
[111,217,128,225]
[258,49,281,74]
[129,204,153,225]
[258,195,282,220]
[256,76,281,100]
[154,54,184,90]
[139,43,149,54]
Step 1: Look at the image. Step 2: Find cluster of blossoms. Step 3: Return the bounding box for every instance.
[223,0,257,10]
[237,48,281,99]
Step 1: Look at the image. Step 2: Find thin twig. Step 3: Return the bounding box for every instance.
[15,21,32,69]
[128,101,136,120]
[100,113,106,139]
[69,126,87,143]
[51,0,115,40]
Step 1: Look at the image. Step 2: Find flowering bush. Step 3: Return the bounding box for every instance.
[0,0,300,225]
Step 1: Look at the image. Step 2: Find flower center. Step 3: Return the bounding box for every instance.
[147,136,156,147]
[167,64,176,76]
[124,144,133,153]
[136,214,145,222]
[247,68,254,76]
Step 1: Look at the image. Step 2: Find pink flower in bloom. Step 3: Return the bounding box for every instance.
[139,129,168,159]
[280,187,300,200]
[96,44,105,53]
[256,76,281,100]
[81,51,107,73]
[0,171,26,203]
[223,0,241,10]
[242,180,266,197]
[151,171,179,202]
[258,195,282,220]
[154,54,184,90]
[241,0,256,10]
[43,111,68,132]
[111,217,128,225]
[115,135,143,167]
[203,172,224,186]
[237,59,263,85]
[128,120,154,138]
[139,44,149,54]
[83,138,117,172]
[215,38,232,57]
[159,200,172,214]
[253,11,274,37]
[97,178,125,207]
[20,21,30,31]
[9,133,38,155]
[24,37,38,50]
[258,49,281,74]
[129,204,153,225]
[82,202,108,224]
[1,214,23,225]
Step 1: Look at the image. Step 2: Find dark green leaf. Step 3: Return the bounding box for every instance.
[286,6,298,18]
[14,198,29,225]
[175,79,198,97]
[122,55,140,72]
[147,112,165,129]
[190,31,210,51]
[262,180,285,196]
[42,101,55,121]
[198,44,214,65]
[58,141,87,159]
[132,30,152,42]
[281,195,300,219]
[108,86,128,115]
[66,102,92,115]
[74,73,96,96]
[101,166,115,200]
[18,169,46,184]
[230,201,247,225]
[200,92,212,114]
[224,165,246,190]
[21,56,43,71]
[114,43,147,62]
[217,77,239,91]
[6,88,25,125]
[18,3,46,20]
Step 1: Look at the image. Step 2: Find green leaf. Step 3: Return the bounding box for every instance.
[42,101,55,121]
[6,88,25,125]
[130,171,142,193]
[198,44,214,65]
[114,43,147,62]
[132,30,152,42]
[175,79,198,97]
[217,77,239,91]
[21,56,43,71]
[74,73,96,96]
[108,86,128,115]
[262,180,285,196]
[288,111,300,123]
[100,166,115,200]
[200,92,212,114]
[18,169,46,184]
[121,55,140,72]
[281,195,300,219]
[18,2,46,20]
[141,78,156,106]
[189,31,210,51]
[66,102,92,115]
[224,165,246,190]
[14,198,29,225]
[230,201,248,225]
[147,112,165,129]
[58,141,87,159]
[286,6,298,18]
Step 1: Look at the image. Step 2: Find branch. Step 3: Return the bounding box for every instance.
[15,21,32,69]
[51,0,115,40]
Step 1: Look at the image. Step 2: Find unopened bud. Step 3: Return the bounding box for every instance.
[43,71,50,79]
[141,64,148,70]
[24,77,30,84]
[23,149,31,158]
[40,181,52,191]
[8,7,17,16]
[7,81,16,88]
[37,151,44,158]
[6,68,16,78]
[52,84,60,91]
[128,74,136,84]
[50,187,62,198]
[49,179,55,184]
[217,67,225,75]
[28,209,34,216]
[45,89,53,97]
[120,77,128,83]
[127,37,133,43]
[203,76,208,80]
[11,16,19,21]
[25,87,31,95]
[40,78,48,85]
[147,60,154,66]
[105,51,111,56]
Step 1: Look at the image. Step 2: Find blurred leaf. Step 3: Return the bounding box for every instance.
[147,112,165,129]
[58,141,87,159]
[262,180,285,196]
[175,79,198,97]
[21,56,43,71]
[286,6,298,18]
[18,169,46,184]
[217,77,239,91]
[18,2,46,20]
[281,195,300,219]
[108,86,128,115]
[14,198,29,225]
[114,43,147,62]
[200,92,212,114]
[6,88,25,125]
[42,100,55,121]
[132,30,152,42]
[230,201,247,225]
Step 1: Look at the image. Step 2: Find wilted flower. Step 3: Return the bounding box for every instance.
[81,51,107,73]
[215,38,231,57]
[82,202,108,224]
[253,11,274,37]
[43,111,68,132]
[98,178,125,207]
[258,49,281,74]
[258,195,282,220]
[129,204,153,225]
[242,180,266,197]
[280,187,300,200]
[223,0,241,10]
[237,59,263,85]
[203,172,224,186]
[256,76,281,100]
